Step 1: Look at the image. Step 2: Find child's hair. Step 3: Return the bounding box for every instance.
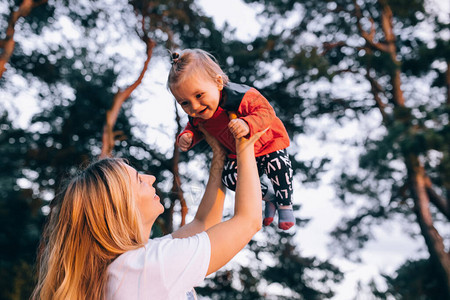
[167,48,229,94]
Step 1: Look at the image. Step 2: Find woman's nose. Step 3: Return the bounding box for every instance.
[145,175,156,185]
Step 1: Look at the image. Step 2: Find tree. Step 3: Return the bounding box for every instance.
[0,112,43,299]
[242,0,450,295]
[198,229,343,299]
[370,258,448,299]
[0,0,188,297]
[1,0,344,299]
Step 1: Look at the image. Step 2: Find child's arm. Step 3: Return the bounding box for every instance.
[228,112,250,139]
[234,89,277,137]
[177,121,204,151]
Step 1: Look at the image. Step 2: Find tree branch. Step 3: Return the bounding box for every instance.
[321,41,347,56]
[409,155,450,295]
[377,0,405,107]
[0,0,48,79]
[99,31,155,158]
[352,0,388,52]
[424,176,450,220]
[365,66,388,123]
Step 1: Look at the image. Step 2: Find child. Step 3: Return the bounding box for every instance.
[167,48,295,230]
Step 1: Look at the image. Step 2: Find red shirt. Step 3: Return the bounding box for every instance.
[178,84,290,158]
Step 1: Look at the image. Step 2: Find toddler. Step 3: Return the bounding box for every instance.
[167,49,295,230]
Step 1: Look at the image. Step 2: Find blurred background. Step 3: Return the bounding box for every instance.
[0,0,449,299]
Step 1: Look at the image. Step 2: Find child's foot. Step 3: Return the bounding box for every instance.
[278,205,295,230]
[263,200,277,226]
[263,191,277,226]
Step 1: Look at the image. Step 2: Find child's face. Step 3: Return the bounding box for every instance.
[173,73,223,120]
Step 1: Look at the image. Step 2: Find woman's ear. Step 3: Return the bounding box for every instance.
[215,75,223,91]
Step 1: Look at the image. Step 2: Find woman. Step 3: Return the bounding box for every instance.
[32,125,266,299]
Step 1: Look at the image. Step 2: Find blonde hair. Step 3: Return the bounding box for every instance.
[32,158,146,300]
[167,48,229,95]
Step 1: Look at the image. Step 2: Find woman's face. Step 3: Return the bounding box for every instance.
[125,165,164,229]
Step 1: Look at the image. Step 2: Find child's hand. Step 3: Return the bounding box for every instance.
[236,127,269,154]
[228,118,250,139]
[178,132,193,151]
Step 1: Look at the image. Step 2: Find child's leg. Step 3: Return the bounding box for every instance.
[262,190,277,226]
[222,157,268,194]
[256,156,277,226]
[222,159,238,191]
[262,149,295,230]
[223,158,271,226]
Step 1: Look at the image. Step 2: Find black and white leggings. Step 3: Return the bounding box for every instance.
[221,149,293,206]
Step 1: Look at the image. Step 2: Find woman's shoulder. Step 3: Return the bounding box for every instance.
[110,232,209,267]
[106,233,210,299]
[107,232,210,284]
[108,235,170,267]
[152,234,173,242]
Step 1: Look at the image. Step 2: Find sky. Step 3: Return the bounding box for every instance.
[2,0,449,299]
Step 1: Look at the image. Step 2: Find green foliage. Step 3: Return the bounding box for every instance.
[0,113,44,300]
[370,258,448,299]
[388,0,425,25]
[4,0,447,298]
[1,1,344,299]
[198,230,343,299]
[239,0,449,295]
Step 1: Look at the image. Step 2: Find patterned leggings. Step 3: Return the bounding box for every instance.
[221,149,293,205]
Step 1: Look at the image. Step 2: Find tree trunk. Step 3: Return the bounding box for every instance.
[408,155,450,296]
[378,0,405,107]
[365,1,450,294]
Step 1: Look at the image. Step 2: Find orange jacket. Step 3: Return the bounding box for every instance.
[178,82,290,158]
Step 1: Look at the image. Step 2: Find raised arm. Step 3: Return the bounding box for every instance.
[205,127,267,276]
[172,126,227,238]
[177,121,204,150]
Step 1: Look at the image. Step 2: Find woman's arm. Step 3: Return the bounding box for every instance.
[205,128,267,276]
[172,126,227,239]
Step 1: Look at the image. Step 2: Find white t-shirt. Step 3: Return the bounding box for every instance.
[106,232,211,300]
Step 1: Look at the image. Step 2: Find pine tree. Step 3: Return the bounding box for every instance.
[243,0,450,295]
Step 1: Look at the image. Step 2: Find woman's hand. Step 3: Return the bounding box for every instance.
[235,127,269,155]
